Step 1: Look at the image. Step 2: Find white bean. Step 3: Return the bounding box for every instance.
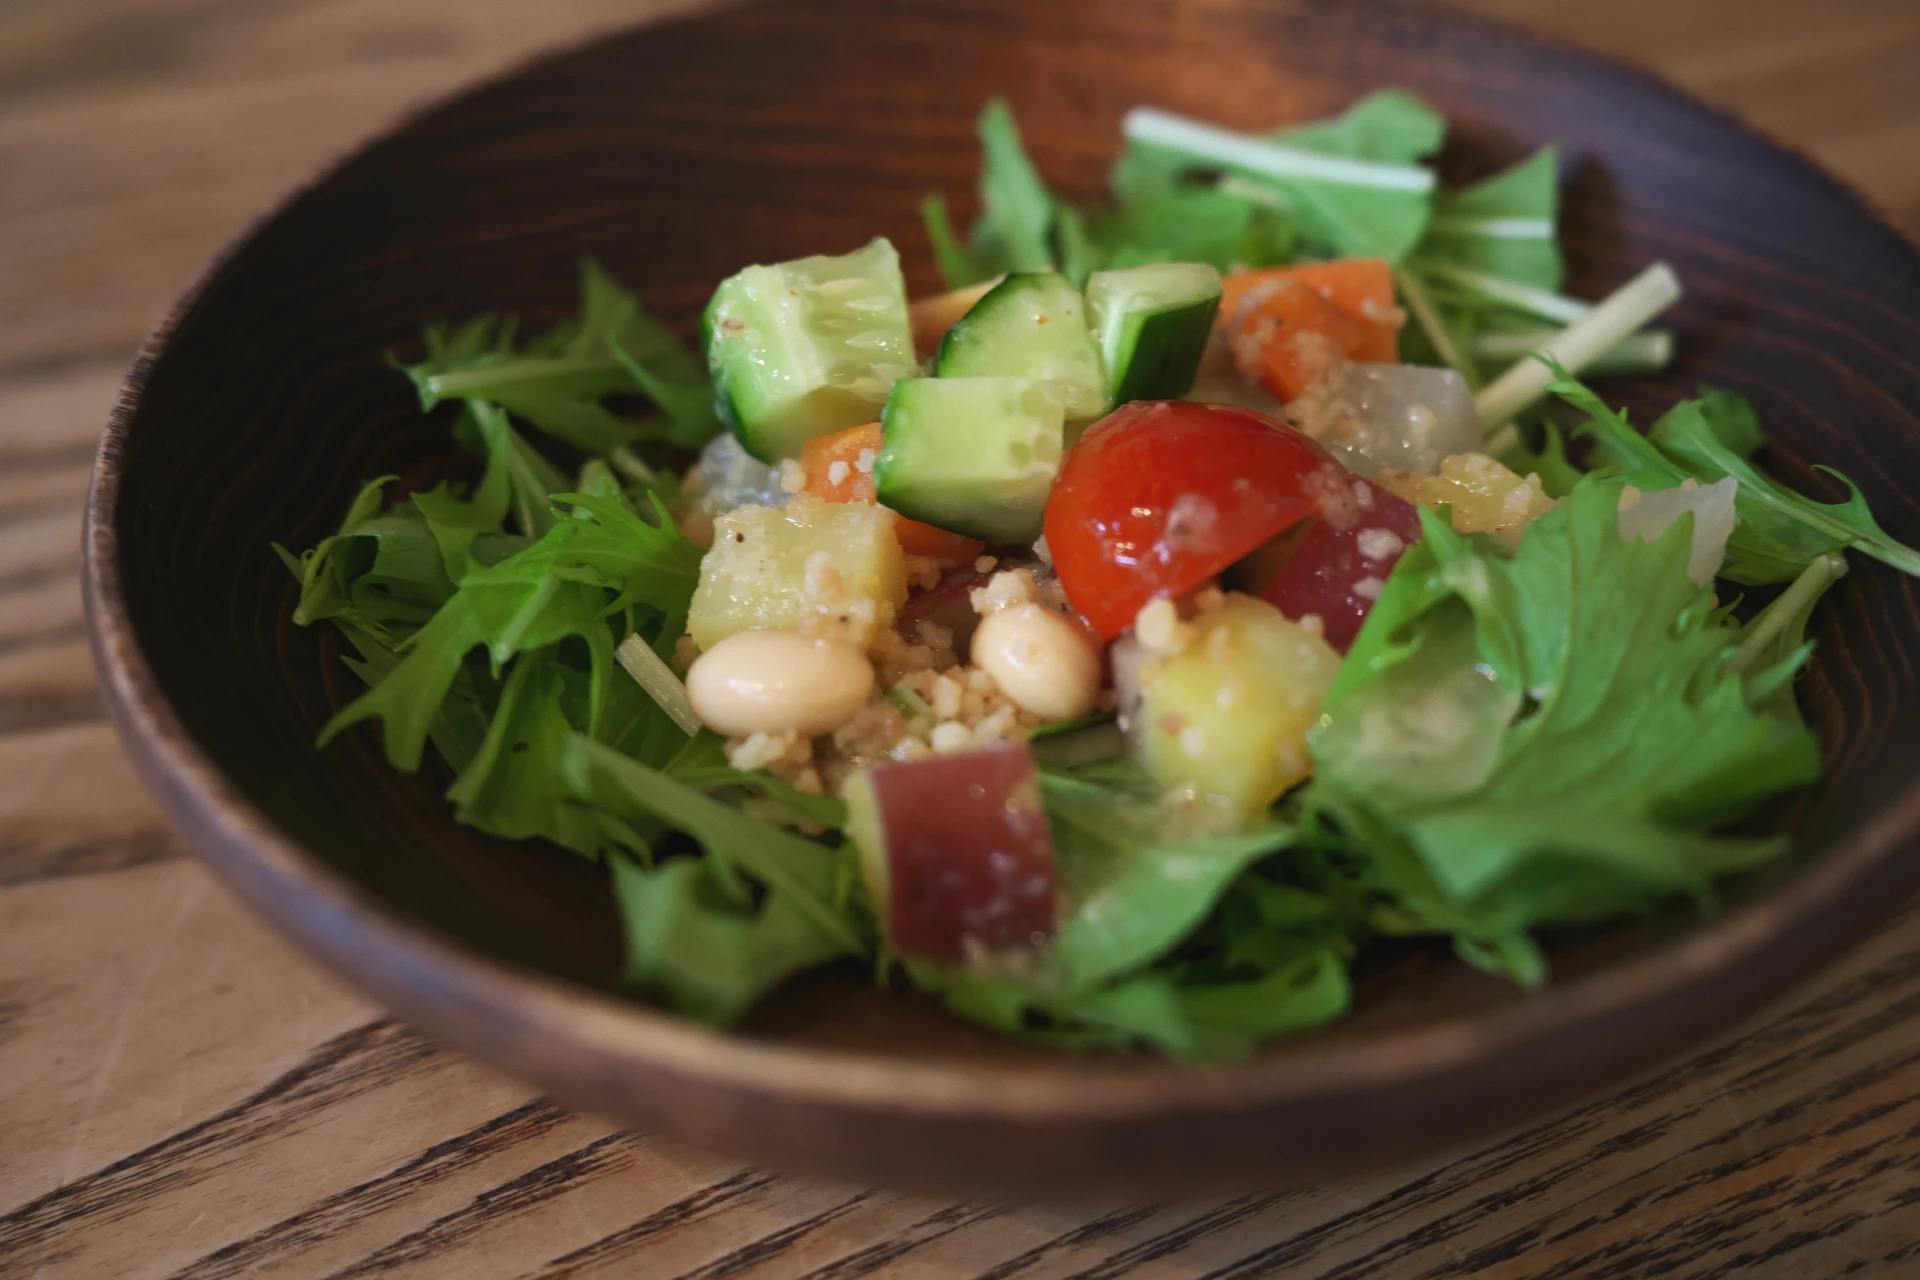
[685,630,874,737]
[972,603,1101,723]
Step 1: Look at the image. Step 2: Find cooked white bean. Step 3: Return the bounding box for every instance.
[972,603,1101,722]
[685,630,874,737]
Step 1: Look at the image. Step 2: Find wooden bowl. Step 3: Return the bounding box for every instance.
[83,0,1920,1198]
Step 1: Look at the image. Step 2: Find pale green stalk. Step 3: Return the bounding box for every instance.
[1123,107,1436,192]
[1478,262,1683,452]
[1473,327,1673,376]
[1394,265,1479,387]
[1427,215,1556,239]
[608,445,659,484]
[427,356,617,398]
[1419,261,1592,324]
[1727,554,1848,676]
[617,633,702,735]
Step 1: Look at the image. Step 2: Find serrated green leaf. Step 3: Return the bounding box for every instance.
[1250,90,1445,261]
[445,649,604,854]
[1560,375,1920,583]
[1040,773,1300,988]
[282,477,457,639]
[320,591,487,770]
[563,735,863,956]
[610,855,850,1024]
[920,193,990,289]
[1275,89,1446,165]
[396,260,717,454]
[1309,478,1819,984]
[318,488,699,771]
[977,97,1057,273]
[1421,147,1563,291]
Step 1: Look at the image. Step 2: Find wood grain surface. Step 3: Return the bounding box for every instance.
[9,0,1920,1275]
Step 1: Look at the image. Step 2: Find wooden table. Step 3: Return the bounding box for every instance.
[5,1,1920,1274]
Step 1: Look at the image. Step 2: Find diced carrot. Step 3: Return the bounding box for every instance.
[803,422,883,503]
[802,423,987,562]
[908,277,1003,358]
[1222,278,1376,401]
[1219,258,1401,365]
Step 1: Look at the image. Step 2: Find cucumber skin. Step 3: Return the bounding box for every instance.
[875,378,1065,546]
[1109,293,1221,403]
[702,238,915,462]
[934,273,1110,420]
[700,297,752,443]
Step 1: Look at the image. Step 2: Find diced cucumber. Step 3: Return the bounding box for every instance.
[702,237,917,462]
[1086,262,1222,403]
[875,378,1065,545]
[934,273,1109,420]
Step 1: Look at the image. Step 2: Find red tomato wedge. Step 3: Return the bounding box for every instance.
[1044,401,1348,639]
[1257,475,1425,652]
[801,423,985,563]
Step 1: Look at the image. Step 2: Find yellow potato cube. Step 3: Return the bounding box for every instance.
[688,492,907,651]
[1135,594,1343,818]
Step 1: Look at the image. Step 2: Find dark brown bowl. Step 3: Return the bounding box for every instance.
[83,0,1920,1198]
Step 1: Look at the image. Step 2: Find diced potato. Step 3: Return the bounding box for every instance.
[1134,594,1343,818]
[1377,452,1554,548]
[689,492,907,651]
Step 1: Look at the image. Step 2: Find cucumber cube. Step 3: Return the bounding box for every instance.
[876,378,1066,545]
[1087,262,1222,404]
[703,237,917,462]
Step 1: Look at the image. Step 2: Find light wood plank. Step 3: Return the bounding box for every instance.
[0,0,718,372]
[0,574,85,651]
[0,636,103,734]
[0,505,81,589]
[0,360,129,460]
[0,860,376,1215]
[0,721,181,885]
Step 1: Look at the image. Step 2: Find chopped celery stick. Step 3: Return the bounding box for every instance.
[1477,263,1682,447]
[1474,327,1673,376]
[1123,108,1436,192]
[1419,261,1592,324]
[616,633,701,736]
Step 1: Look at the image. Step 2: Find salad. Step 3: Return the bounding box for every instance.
[283,92,1920,1059]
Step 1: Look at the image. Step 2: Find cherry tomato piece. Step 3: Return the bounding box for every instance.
[1044,400,1347,639]
[1258,474,1425,652]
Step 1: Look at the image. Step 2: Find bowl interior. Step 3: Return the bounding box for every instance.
[107,0,1920,1076]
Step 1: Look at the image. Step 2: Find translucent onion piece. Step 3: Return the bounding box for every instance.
[1288,362,1479,479]
[1617,476,1738,587]
[1185,354,1289,418]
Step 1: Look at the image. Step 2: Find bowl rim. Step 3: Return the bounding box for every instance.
[80,0,1920,1137]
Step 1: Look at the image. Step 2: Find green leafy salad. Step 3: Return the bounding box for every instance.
[281,91,1920,1058]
